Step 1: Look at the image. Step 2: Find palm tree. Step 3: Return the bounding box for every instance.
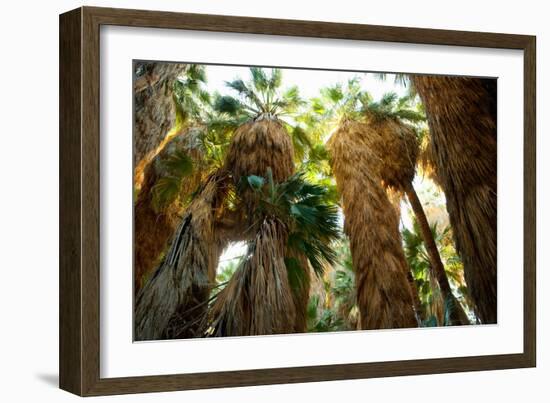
[328,118,418,329]
[360,92,469,326]
[375,73,497,324]
[208,171,340,336]
[312,240,359,332]
[404,184,470,325]
[411,76,497,324]
[135,171,231,340]
[303,81,416,329]
[402,218,473,325]
[217,68,305,182]
[133,65,237,294]
[135,67,334,339]
[206,68,335,335]
[321,78,469,328]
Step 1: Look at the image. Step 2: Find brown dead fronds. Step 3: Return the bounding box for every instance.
[134,172,229,341]
[328,119,418,329]
[208,218,297,336]
[412,76,497,323]
[224,117,295,183]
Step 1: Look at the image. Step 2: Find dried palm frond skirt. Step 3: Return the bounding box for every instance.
[328,119,418,329]
[134,172,228,341]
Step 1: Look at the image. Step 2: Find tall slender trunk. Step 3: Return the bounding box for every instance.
[405,182,470,326]
[406,268,425,322]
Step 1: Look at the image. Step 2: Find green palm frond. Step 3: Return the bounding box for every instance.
[150,151,194,211]
[225,78,264,112]
[268,68,283,91]
[301,76,369,137]
[380,91,398,107]
[186,64,207,83]
[219,68,305,119]
[240,170,341,277]
[213,95,243,115]
[162,149,194,175]
[285,256,308,291]
[250,67,269,92]
[362,91,425,124]
[151,176,184,212]
[288,125,313,162]
[173,65,211,125]
[320,84,345,104]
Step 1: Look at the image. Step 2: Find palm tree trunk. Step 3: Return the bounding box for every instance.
[134,61,187,168]
[406,268,425,322]
[328,120,418,330]
[411,76,497,324]
[218,117,306,334]
[405,182,470,325]
[208,218,297,336]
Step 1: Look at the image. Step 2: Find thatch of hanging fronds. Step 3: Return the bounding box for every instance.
[224,118,295,183]
[360,92,472,326]
[327,119,418,329]
[134,172,229,341]
[362,113,420,193]
[412,75,497,324]
[207,218,297,336]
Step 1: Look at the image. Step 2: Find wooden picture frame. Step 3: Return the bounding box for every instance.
[59,6,536,396]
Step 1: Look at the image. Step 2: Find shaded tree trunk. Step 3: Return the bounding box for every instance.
[412,76,497,323]
[134,130,206,295]
[405,182,470,325]
[406,268,425,322]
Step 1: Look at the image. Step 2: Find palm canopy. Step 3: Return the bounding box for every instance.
[173,65,211,126]
[213,67,317,164]
[214,67,304,119]
[203,169,342,337]
[362,92,425,124]
[305,77,425,131]
[299,77,369,142]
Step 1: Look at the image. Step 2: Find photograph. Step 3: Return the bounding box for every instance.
[132,61,497,342]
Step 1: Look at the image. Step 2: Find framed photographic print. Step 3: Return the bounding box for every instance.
[59,6,536,396]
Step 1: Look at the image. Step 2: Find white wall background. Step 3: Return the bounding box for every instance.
[0,0,546,401]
